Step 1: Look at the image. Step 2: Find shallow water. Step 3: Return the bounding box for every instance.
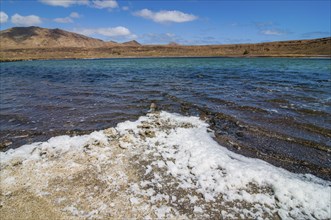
[1,57,330,179]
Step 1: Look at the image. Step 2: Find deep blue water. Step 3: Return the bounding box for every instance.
[1,57,330,178]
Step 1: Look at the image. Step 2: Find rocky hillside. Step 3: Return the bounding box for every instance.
[0,26,330,61]
[122,40,141,46]
[0,26,106,49]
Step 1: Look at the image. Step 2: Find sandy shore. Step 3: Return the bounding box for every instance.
[1,111,330,219]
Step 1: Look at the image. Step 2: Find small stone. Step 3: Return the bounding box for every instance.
[118,134,134,149]
[142,123,152,129]
[120,134,133,143]
[0,141,12,149]
[4,192,12,197]
[236,131,244,137]
[145,130,155,138]
[104,128,118,139]
[150,102,157,112]
[139,130,155,138]
[119,142,129,149]
[10,157,22,166]
[4,141,12,147]
[138,123,152,129]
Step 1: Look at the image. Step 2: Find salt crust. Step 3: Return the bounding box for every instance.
[1,111,330,219]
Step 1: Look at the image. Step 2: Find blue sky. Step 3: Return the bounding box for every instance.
[0,0,330,45]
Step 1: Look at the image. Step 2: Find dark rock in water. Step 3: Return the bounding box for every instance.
[236,131,244,137]
[0,140,13,149]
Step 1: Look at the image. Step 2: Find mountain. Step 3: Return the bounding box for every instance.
[122,40,141,46]
[105,40,121,47]
[0,26,106,49]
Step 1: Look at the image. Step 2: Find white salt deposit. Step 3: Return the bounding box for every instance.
[0,111,330,219]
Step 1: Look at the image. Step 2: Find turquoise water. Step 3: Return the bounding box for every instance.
[1,57,330,179]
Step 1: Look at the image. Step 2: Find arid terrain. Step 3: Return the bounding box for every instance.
[0,26,330,61]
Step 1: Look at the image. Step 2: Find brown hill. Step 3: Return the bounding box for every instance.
[105,40,121,47]
[0,26,330,61]
[122,40,141,46]
[0,26,106,49]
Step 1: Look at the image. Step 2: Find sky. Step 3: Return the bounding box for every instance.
[0,0,330,45]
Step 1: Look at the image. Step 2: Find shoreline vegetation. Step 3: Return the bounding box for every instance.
[0,27,330,62]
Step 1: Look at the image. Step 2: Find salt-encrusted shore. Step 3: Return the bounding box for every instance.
[0,111,330,219]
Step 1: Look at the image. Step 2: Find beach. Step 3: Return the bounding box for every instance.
[1,111,330,219]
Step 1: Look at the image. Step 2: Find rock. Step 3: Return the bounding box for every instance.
[118,134,134,149]
[138,123,152,129]
[236,131,244,137]
[87,139,101,147]
[145,130,155,138]
[0,140,12,149]
[150,103,157,112]
[104,128,119,139]
[10,157,23,166]
[4,140,12,147]
[139,130,155,138]
[119,142,129,149]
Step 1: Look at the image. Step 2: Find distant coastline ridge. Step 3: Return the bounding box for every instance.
[0,26,330,62]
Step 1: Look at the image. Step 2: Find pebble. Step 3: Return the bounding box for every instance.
[150,103,157,112]
[104,128,119,139]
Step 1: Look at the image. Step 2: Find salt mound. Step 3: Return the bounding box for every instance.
[1,111,330,219]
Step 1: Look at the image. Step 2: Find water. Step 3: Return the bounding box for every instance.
[1,57,330,179]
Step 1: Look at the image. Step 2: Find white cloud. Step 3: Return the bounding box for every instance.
[255,22,274,28]
[11,14,42,26]
[134,9,198,23]
[301,31,330,38]
[92,0,118,9]
[261,29,284,36]
[97,27,129,37]
[54,12,80,23]
[122,6,129,11]
[39,0,88,7]
[255,22,290,36]
[74,26,133,37]
[70,12,80,18]
[40,0,119,10]
[0,11,8,24]
[54,17,73,23]
[141,32,181,44]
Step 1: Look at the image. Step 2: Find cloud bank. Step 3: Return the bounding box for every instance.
[134,9,198,23]
[54,17,73,23]
[260,29,286,36]
[92,0,118,9]
[70,12,80,18]
[11,13,42,26]
[0,11,8,24]
[301,31,330,38]
[54,12,81,23]
[39,0,88,7]
[73,26,135,38]
[39,0,118,9]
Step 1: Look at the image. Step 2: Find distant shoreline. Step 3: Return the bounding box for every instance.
[1,27,330,62]
[1,54,330,63]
